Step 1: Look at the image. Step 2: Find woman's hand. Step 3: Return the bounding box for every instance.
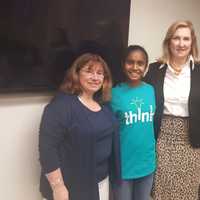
[46,168,69,200]
[53,184,69,200]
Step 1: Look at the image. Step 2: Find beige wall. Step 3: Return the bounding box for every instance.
[0,93,52,200]
[128,0,200,62]
[1,1,200,199]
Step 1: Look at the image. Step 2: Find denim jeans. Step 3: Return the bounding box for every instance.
[113,173,153,200]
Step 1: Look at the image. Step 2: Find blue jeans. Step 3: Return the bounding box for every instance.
[113,173,153,200]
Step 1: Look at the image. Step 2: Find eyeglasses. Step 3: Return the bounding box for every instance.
[80,69,105,79]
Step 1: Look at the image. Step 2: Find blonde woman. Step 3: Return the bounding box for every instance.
[144,20,200,199]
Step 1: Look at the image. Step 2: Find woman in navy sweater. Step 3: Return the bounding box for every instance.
[39,53,120,200]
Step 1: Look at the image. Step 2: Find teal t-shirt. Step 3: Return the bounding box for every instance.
[110,82,156,179]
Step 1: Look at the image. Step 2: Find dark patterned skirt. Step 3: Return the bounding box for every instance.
[152,115,200,200]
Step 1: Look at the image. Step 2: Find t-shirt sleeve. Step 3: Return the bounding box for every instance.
[39,96,71,174]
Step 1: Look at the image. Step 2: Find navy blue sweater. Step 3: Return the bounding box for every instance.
[39,92,121,200]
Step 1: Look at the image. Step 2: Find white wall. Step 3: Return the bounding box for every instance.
[128,0,200,62]
[0,93,52,200]
[1,1,200,199]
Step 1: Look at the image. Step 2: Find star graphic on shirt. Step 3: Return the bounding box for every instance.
[130,97,144,108]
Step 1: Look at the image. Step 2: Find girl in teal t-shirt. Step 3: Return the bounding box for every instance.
[110,45,156,200]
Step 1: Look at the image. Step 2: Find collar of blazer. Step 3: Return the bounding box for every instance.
[158,55,194,70]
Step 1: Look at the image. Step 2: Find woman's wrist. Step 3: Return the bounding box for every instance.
[46,168,66,191]
[53,184,69,200]
[50,177,65,190]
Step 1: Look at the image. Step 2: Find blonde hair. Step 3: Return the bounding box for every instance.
[158,20,199,63]
[60,53,112,102]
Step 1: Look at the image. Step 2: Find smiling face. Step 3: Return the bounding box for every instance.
[79,61,104,96]
[169,27,192,61]
[124,50,147,86]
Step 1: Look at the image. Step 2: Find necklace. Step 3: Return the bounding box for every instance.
[173,67,182,75]
[77,95,84,104]
[169,62,182,75]
[78,95,101,112]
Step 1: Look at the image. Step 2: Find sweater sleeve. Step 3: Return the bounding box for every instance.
[102,106,121,185]
[39,94,71,174]
[110,88,121,114]
[110,121,121,185]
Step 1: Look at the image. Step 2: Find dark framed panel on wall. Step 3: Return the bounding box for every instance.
[0,0,131,92]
